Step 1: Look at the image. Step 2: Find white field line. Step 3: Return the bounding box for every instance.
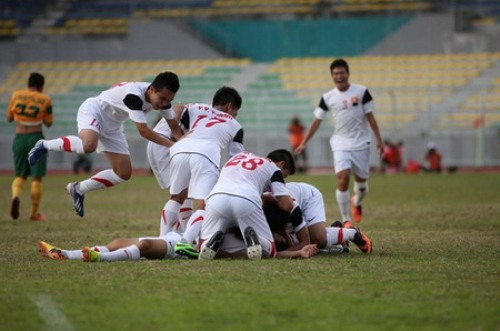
[31,294,75,331]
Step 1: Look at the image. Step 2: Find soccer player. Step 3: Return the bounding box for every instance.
[146,105,193,236]
[37,232,183,262]
[267,182,372,254]
[28,72,182,217]
[294,58,384,227]
[6,72,53,221]
[198,149,308,260]
[162,86,244,236]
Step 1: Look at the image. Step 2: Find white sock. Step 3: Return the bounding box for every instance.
[62,249,83,260]
[336,189,351,222]
[179,199,193,232]
[99,245,141,261]
[78,169,125,194]
[353,181,368,206]
[44,136,84,154]
[91,245,109,253]
[325,227,357,247]
[160,200,181,236]
[182,210,205,244]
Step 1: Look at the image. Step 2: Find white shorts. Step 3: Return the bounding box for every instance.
[169,153,219,199]
[77,98,129,155]
[333,149,370,179]
[138,232,182,259]
[201,194,275,257]
[147,139,171,189]
[301,190,327,227]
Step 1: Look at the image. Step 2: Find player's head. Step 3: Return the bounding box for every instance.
[267,149,296,177]
[212,86,242,118]
[28,72,45,91]
[330,58,350,90]
[148,72,180,109]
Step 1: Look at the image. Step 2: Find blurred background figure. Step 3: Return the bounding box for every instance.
[381,139,403,174]
[423,141,442,173]
[73,153,93,175]
[288,116,308,173]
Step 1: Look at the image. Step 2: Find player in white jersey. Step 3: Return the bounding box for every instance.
[37,231,183,262]
[295,59,384,227]
[146,106,193,236]
[271,182,371,254]
[162,87,244,238]
[198,149,316,260]
[28,72,182,217]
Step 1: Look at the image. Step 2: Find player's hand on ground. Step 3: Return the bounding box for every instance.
[300,244,318,258]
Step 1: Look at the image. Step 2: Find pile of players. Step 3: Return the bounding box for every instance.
[30,58,380,262]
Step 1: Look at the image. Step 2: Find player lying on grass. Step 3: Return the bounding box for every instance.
[37,227,317,262]
[263,199,372,254]
[38,232,184,262]
[273,182,372,254]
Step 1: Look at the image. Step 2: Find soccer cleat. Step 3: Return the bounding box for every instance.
[38,241,66,260]
[30,213,46,222]
[66,182,85,217]
[27,140,47,166]
[198,231,225,260]
[174,241,199,259]
[351,226,372,254]
[244,226,262,260]
[10,197,20,220]
[351,196,362,223]
[82,247,100,262]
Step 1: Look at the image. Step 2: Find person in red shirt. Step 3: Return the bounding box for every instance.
[288,116,308,173]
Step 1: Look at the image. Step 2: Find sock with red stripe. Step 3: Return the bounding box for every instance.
[44,136,84,154]
[181,209,205,244]
[160,200,181,236]
[78,169,125,194]
[178,199,193,232]
[62,245,109,260]
[325,227,356,247]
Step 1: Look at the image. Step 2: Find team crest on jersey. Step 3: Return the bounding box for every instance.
[351,97,359,106]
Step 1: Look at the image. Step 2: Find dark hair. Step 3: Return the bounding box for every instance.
[28,72,45,89]
[263,201,291,232]
[151,72,180,93]
[266,149,296,175]
[212,86,242,110]
[330,58,349,74]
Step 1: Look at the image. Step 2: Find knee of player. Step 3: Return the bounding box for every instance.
[137,240,153,256]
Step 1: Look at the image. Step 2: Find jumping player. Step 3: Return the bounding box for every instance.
[28,72,182,217]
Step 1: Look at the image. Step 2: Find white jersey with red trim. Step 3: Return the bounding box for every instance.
[208,151,290,207]
[170,103,244,168]
[95,82,174,124]
[313,83,375,151]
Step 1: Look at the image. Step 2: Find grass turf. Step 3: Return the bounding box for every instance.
[0,173,499,330]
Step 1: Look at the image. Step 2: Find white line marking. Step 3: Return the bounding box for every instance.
[31,294,75,331]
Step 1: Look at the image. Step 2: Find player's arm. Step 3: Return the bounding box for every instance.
[6,96,15,122]
[43,104,53,128]
[276,244,318,259]
[228,128,244,157]
[295,118,321,155]
[282,205,311,251]
[134,122,175,148]
[366,112,384,157]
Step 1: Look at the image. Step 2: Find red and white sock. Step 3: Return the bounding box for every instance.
[181,209,205,244]
[325,227,356,247]
[44,136,84,154]
[160,200,181,236]
[78,169,125,194]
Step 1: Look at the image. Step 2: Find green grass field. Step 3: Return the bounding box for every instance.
[0,172,499,330]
